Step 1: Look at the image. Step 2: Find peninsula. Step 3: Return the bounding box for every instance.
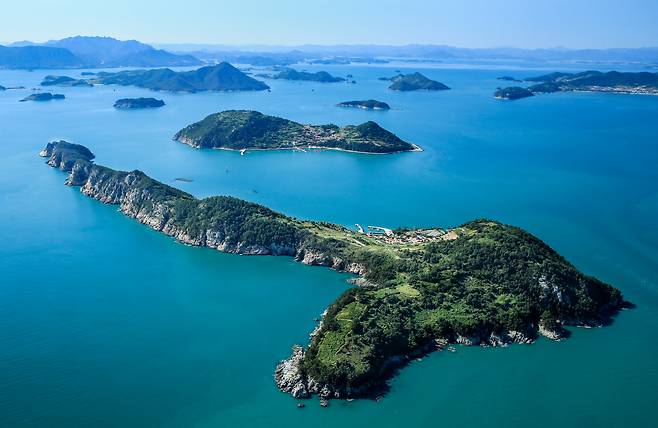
[41,141,628,401]
[173,110,419,153]
[337,100,391,110]
[91,62,270,92]
[525,70,658,95]
[20,92,65,102]
[114,97,165,109]
[271,69,345,82]
[388,72,450,91]
[40,75,93,87]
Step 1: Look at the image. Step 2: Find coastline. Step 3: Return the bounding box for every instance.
[175,137,423,155]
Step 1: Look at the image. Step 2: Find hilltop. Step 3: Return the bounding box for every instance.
[388,73,450,91]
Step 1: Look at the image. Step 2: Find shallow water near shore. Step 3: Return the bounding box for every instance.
[1,64,657,427]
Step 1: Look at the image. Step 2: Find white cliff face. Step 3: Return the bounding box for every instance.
[274,346,310,399]
[294,248,366,275]
[538,321,566,341]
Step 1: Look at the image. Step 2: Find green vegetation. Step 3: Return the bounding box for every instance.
[42,142,628,398]
[337,100,391,110]
[388,72,450,91]
[301,221,625,391]
[494,86,534,100]
[174,110,418,153]
[271,68,345,82]
[92,62,269,92]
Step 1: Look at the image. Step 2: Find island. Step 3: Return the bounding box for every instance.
[113,97,165,109]
[494,86,534,100]
[271,68,345,83]
[497,76,523,83]
[337,100,391,110]
[40,75,93,87]
[40,141,629,401]
[524,70,658,95]
[173,110,419,153]
[20,92,65,102]
[387,72,450,91]
[90,62,270,92]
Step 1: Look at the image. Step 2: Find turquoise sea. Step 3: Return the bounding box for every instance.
[1,63,657,427]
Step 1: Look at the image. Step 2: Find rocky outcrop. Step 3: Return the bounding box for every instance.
[538,321,567,341]
[294,248,366,275]
[274,346,310,399]
[39,140,95,171]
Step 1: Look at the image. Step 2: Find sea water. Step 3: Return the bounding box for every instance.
[1,64,657,427]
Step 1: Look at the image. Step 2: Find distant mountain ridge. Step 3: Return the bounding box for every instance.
[160,44,658,66]
[0,45,83,69]
[0,36,202,69]
[91,63,269,92]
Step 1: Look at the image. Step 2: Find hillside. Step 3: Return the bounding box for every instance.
[92,63,269,92]
[174,110,418,153]
[388,73,450,91]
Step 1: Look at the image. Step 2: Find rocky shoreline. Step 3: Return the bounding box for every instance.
[274,323,568,401]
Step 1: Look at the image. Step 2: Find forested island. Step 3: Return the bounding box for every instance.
[20,92,65,102]
[337,100,391,110]
[493,71,658,100]
[40,75,93,87]
[41,141,628,402]
[387,72,450,91]
[174,110,418,153]
[271,69,345,82]
[497,76,523,83]
[525,70,658,95]
[113,97,165,109]
[494,87,534,100]
[90,62,269,92]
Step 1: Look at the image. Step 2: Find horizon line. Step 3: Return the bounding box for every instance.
[2,36,658,51]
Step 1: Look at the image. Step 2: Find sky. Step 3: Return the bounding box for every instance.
[1,0,657,48]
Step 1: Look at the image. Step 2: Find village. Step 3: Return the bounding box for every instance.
[354,223,459,245]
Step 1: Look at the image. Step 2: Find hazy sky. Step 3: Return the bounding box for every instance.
[1,0,657,48]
